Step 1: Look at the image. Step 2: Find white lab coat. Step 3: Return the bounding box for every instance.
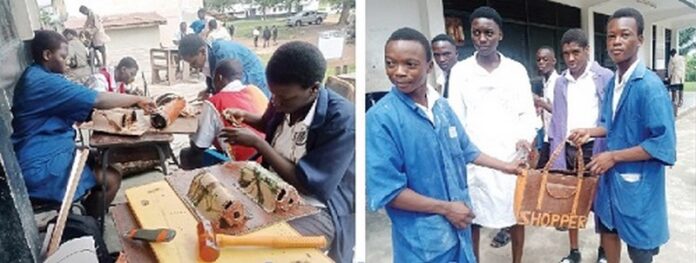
[448,52,541,228]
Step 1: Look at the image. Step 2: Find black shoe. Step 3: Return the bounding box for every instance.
[597,247,607,263]
[559,249,581,263]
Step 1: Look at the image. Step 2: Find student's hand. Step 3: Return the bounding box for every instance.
[587,151,616,176]
[533,94,544,107]
[197,89,211,101]
[222,108,247,125]
[503,160,525,175]
[136,98,157,114]
[220,127,261,148]
[516,140,532,153]
[568,128,591,146]
[442,201,475,229]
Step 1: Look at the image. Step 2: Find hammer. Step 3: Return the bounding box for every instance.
[197,220,327,262]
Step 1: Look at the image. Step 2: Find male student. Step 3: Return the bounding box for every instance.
[447,7,541,263]
[190,8,207,34]
[367,27,522,263]
[85,56,142,95]
[79,5,110,67]
[667,48,686,108]
[549,28,613,263]
[11,30,155,218]
[569,8,675,263]
[178,34,270,97]
[63,28,91,84]
[431,33,459,98]
[206,19,232,43]
[179,59,267,169]
[533,45,559,167]
[173,22,190,46]
[220,41,355,263]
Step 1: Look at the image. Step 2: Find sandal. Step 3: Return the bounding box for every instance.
[489,228,511,248]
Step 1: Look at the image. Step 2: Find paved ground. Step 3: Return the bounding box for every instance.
[366,93,696,263]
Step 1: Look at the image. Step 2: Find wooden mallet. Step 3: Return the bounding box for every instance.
[197,221,327,262]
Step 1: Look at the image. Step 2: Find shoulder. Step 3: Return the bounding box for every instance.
[324,89,355,129]
[502,55,529,75]
[366,91,400,122]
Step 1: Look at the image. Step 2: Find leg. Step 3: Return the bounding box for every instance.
[627,246,659,263]
[510,224,525,263]
[678,85,684,107]
[569,228,579,250]
[471,224,480,262]
[97,45,107,67]
[557,229,581,263]
[601,233,621,263]
[84,165,121,218]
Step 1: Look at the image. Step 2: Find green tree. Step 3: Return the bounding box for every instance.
[679,27,695,55]
[687,54,696,82]
[323,0,354,25]
[204,0,241,13]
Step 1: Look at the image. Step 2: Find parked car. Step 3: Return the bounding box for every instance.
[286,10,328,27]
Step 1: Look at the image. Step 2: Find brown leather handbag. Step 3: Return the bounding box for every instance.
[513,142,598,229]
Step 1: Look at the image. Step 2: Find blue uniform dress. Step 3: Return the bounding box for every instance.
[11,64,98,203]
[190,19,206,34]
[262,88,355,263]
[367,87,480,262]
[206,40,270,97]
[594,62,676,249]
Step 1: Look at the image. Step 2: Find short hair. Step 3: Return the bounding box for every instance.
[470,6,503,30]
[197,8,206,15]
[560,28,589,48]
[179,21,187,27]
[116,56,138,71]
[62,28,78,38]
[609,8,644,36]
[214,59,243,81]
[79,5,88,13]
[31,30,67,63]
[431,33,456,46]
[670,48,677,56]
[537,45,555,54]
[387,27,432,62]
[178,34,206,57]
[266,41,326,88]
[208,19,218,29]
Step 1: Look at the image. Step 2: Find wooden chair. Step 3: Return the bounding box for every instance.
[325,75,355,102]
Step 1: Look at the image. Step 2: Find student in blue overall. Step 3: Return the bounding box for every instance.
[569,8,675,263]
[11,30,156,217]
[190,8,207,34]
[178,34,270,98]
[366,27,523,263]
[220,41,355,263]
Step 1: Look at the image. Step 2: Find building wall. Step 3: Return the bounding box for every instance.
[64,0,203,48]
[104,26,162,82]
[366,0,445,93]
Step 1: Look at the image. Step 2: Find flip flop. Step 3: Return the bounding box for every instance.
[489,228,511,248]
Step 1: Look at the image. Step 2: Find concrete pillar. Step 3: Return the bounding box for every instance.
[581,6,596,60]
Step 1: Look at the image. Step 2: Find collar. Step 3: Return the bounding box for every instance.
[615,59,641,88]
[220,80,245,92]
[471,51,507,73]
[564,62,593,82]
[545,70,559,85]
[300,93,320,126]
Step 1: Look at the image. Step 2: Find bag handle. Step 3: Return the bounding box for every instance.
[535,141,586,214]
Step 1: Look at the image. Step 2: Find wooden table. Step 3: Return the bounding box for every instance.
[90,132,175,231]
[150,48,186,85]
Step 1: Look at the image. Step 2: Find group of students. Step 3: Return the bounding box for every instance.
[253,25,279,48]
[11,10,355,263]
[367,6,675,263]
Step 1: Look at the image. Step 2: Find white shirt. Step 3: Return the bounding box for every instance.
[613,60,640,120]
[448,52,541,228]
[270,97,325,208]
[252,29,260,36]
[542,70,559,142]
[173,28,191,44]
[206,28,231,43]
[191,80,246,148]
[414,85,440,124]
[564,65,599,137]
[202,47,211,78]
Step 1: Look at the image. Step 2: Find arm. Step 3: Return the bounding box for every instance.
[390,189,474,229]
[94,92,155,113]
[472,153,522,175]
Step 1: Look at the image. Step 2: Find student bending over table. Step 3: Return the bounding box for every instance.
[220,41,355,263]
[179,58,267,169]
[11,30,156,218]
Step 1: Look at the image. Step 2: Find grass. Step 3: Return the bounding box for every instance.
[685,82,695,92]
[227,17,314,41]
